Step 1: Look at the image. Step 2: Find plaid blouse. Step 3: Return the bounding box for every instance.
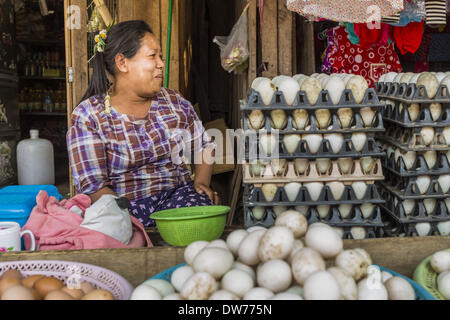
[67,88,214,201]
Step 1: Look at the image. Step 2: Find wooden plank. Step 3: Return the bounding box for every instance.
[261,0,278,78]
[1,237,449,286]
[134,0,161,42]
[228,164,242,226]
[64,0,74,197]
[65,0,88,197]
[247,0,257,85]
[117,0,134,22]
[301,18,315,75]
[277,0,293,76]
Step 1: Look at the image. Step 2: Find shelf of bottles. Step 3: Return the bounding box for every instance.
[18,83,67,114]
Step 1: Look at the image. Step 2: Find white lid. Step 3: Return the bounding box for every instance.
[30,129,39,139]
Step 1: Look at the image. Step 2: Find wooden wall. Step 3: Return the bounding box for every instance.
[117,0,192,98]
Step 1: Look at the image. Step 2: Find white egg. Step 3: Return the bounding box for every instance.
[357,277,388,300]
[131,285,162,300]
[275,210,308,238]
[180,272,218,300]
[257,259,292,293]
[291,248,326,285]
[385,277,415,300]
[192,247,234,279]
[303,271,342,300]
[171,265,195,292]
[221,269,255,298]
[328,267,357,300]
[258,226,295,262]
[305,225,343,259]
[243,287,274,300]
[226,229,249,256]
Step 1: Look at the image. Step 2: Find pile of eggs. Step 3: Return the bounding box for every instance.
[430,250,450,300]
[131,212,417,300]
[0,270,114,300]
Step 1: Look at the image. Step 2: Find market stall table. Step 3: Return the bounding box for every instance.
[0,236,449,287]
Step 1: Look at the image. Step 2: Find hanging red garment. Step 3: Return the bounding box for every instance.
[326,26,403,87]
[392,20,425,54]
[353,23,392,49]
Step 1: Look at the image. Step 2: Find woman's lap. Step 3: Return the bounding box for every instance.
[129,181,213,227]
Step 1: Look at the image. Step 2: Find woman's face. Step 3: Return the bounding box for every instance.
[122,32,165,98]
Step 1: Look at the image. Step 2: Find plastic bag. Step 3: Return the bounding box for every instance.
[213,9,249,73]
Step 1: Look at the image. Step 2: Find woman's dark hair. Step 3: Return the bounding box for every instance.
[80,20,153,103]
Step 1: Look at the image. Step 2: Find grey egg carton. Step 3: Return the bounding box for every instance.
[378,175,450,201]
[243,182,385,206]
[380,187,450,223]
[378,126,450,152]
[245,87,384,110]
[382,150,450,177]
[243,205,384,239]
[244,132,385,161]
[376,82,450,103]
[381,213,450,237]
[381,99,449,128]
[241,107,385,134]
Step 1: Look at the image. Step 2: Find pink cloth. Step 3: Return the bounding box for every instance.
[22,191,152,250]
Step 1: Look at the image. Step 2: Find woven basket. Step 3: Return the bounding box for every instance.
[0,260,134,300]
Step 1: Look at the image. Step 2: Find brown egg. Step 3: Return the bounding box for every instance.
[22,275,44,289]
[0,277,21,296]
[81,289,115,300]
[45,290,74,300]
[29,288,42,300]
[0,269,23,281]
[61,286,84,300]
[79,281,95,295]
[1,285,35,300]
[33,277,64,297]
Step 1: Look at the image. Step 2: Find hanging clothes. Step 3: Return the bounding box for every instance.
[324,26,403,86]
[425,0,447,27]
[389,0,426,26]
[353,23,392,48]
[392,20,425,54]
[286,0,404,23]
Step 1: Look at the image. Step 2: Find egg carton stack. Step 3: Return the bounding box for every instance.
[376,72,450,237]
[241,73,387,239]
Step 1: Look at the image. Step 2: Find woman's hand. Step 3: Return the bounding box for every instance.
[193,182,220,205]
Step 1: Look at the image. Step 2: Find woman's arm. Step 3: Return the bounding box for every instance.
[89,186,118,203]
[193,148,220,205]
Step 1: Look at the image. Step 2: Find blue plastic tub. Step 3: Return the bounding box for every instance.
[0,185,62,201]
[0,194,37,227]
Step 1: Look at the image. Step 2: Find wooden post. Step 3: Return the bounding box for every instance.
[247,0,257,86]
[301,18,315,75]
[277,0,293,76]
[261,0,278,78]
[65,0,88,197]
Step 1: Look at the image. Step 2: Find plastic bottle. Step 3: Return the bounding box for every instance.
[17,130,55,185]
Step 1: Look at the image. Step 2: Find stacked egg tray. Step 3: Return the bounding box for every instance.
[375,81,450,236]
[242,87,385,134]
[241,86,387,238]
[376,82,450,103]
[243,184,385,239]
[242,158,384,184]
